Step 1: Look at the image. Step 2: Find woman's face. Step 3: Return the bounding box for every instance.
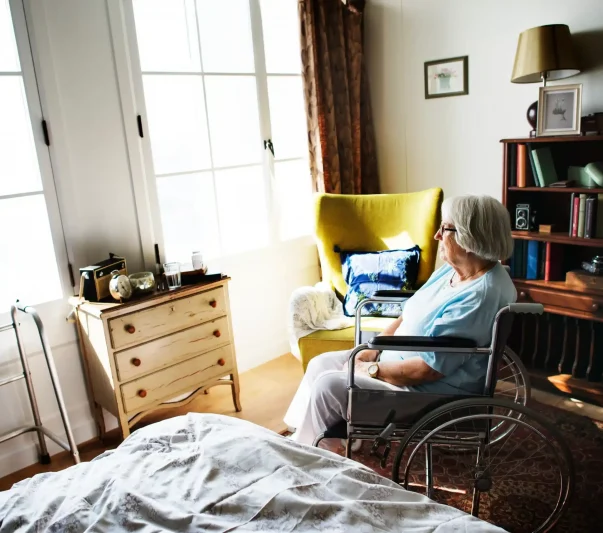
[434,221,466,265]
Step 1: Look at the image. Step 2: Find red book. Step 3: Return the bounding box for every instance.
[544,243,563,281]
[571,195,580,237]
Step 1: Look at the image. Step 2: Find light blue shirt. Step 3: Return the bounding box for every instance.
[379,262,517,394]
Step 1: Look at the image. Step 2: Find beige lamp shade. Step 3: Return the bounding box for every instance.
[511,24,580,83]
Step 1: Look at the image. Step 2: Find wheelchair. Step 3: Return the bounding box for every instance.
[313,291,574,533]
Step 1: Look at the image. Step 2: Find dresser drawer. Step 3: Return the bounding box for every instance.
[114,316,231,382]
[109,286,226,349]
[120,344,234,413]
[518,286,603,314]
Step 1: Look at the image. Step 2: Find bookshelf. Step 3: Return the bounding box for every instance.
[501,135,603,405]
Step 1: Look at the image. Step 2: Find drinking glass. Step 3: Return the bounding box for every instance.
[163,262,181,290]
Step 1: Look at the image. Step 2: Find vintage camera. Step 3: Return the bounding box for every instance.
[515,203,531,230]
[582,256,603,276]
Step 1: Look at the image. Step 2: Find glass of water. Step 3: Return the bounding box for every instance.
[163,262,181,290]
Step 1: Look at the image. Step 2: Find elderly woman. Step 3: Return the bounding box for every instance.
[285,194,517,445]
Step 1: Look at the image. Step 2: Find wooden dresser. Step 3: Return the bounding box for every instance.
[70,278,241,438]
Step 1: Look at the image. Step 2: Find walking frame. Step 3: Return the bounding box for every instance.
[0,303,80,466]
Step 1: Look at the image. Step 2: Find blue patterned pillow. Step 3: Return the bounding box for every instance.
[340,246,421,317]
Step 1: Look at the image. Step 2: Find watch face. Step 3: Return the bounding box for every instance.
[369,363,378,377]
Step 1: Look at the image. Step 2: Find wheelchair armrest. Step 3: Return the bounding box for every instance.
[372,289,416,300]
[367,335,479,352]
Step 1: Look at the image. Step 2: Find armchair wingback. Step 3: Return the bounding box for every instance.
[298,189,443,370]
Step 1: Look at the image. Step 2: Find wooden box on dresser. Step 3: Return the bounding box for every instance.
[502,135,603,405]
[70,278,241,439]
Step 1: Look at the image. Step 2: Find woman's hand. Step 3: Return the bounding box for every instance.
[354,360,372,376]
[357,349,378,362]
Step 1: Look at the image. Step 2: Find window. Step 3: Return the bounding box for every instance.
[0,0,64,311]
[131,0,312,263]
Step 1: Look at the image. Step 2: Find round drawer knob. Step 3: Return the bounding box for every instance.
[125,324,136,334]
[592,303,599,312]
[217,358,226,366]
[519,291,526,300]
[131,358,141,367]
[213,330,221,338]
[209,300,217,308]
[137,389,147,398]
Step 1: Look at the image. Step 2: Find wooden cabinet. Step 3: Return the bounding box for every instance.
[71,279,241,438]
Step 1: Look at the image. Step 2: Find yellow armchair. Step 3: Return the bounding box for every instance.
[298,189,443,370]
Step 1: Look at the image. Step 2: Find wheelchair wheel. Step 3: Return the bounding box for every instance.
[392,398,573,533]
[489,347,531,445]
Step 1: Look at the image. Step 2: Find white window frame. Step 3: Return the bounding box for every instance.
[0,0,72,311]
[107,0,309,270]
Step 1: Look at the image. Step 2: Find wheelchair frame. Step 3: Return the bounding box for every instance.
[313,293,574,532]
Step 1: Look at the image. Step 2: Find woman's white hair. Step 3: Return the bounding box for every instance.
[442,195,514,261]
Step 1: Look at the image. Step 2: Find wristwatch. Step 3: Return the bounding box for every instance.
[368,362,379,379]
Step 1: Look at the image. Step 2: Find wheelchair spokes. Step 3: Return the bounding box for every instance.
[392,399,574,533]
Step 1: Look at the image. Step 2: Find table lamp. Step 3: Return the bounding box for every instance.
[511,24,580,136]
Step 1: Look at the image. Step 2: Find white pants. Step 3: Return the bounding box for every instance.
[284,350,406,445]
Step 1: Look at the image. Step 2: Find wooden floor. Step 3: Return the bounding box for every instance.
[0,353,303,492]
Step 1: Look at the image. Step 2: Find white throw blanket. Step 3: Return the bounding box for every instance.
[288,282,355,358]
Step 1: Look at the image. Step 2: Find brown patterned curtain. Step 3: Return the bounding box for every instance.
[299,0,379,194]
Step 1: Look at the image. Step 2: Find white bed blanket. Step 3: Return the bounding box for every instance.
[288,282,354,358]
[0,414,506,532]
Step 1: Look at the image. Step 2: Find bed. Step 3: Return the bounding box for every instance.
[0,413,505,532]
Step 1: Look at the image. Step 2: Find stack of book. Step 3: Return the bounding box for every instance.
[569,193,601,238]
[509,240,562,281]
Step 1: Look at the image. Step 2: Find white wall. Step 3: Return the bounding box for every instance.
[367,0,603,198]
[0,0,318,479]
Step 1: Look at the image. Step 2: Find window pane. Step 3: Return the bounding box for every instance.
[215,166,269,253]
[196,0,255,73]
[0,195,62,310]
[133,0,200,72]
[143,75,211,175]
[267,76,307,160]
[275,159,312,240]
[205,76,262,167]
[0,0,19,71]
[156,172,220,263]
[0,77,42,196]
[260,0,301,74]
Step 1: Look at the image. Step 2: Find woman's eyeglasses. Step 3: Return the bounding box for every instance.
[440,225,457,233]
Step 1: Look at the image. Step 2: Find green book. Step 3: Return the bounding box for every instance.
[532,147,558,187]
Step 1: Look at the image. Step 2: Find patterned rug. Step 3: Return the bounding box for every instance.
[311,401,603,533]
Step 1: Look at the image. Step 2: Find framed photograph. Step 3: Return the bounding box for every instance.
[537,84,582,136]
[424,56,469,99]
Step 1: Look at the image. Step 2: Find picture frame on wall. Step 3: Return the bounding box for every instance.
[537,84,582,136]
[424,56,469,99]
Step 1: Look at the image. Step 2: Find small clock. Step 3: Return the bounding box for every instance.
[109,270,133,301]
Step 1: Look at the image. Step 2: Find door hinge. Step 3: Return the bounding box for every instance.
[42,120,50,146]
[263,138,274,157]
[67,263,76,288]
[136,115,144,138]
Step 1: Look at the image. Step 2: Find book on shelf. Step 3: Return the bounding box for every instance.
[585,196,597,238]
[526,144,542,187]
[526,240,540,280]
[531,147,558,187]
[516,144,527,187]
[597,194,603,238]
[508,144,517,187]
[544,243,563,281]
[571,194,580,237]
[577,194,587,238]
